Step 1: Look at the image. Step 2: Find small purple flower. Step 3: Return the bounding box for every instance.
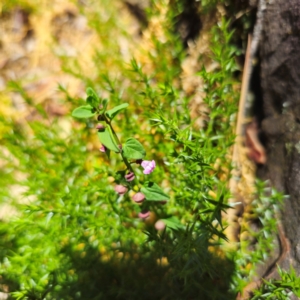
[99,145,107,153]
[132,192,145,203]
[114,185,128,195]
[125,172,135,182]
[141,160,156,175]
[138,210,150,219]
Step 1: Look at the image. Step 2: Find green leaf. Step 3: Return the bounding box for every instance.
[45,212,53,226]
[86,87,98,99]
[106,148,111,159]
[86,95,93,105]
[86,87,100,108]
[141,182,169,201]
[123,138,146,159]
[161,217,184,230]
[115,170,127,185]
[72,105,96,119]
[105,103,128,120]
[86,96,97,108]
[102,98,109,112]
[97,127,119,153]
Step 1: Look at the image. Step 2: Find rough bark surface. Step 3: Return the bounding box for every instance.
[258,0,300,276]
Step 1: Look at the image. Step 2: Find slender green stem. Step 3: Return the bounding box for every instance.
[103,115,137,187]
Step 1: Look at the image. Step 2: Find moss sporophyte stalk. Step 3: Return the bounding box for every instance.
[72,87,169,221]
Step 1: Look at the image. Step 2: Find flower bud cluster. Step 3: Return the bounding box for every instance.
[96,120,166,225]
[112,159,156,199]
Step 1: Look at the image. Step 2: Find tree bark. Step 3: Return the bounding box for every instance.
[258,0,300,277]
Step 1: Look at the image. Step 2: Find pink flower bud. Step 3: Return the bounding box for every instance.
[114,185,128,195]
[138,210,150,219]
[155,220,166,231]
[141,160,156,175]
[132,192,145,203]
[99,145,106,153]
[96,123,105,130]
[125,172,135,182]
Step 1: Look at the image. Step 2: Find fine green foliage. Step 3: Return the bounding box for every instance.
[251,266,300,299]
[231,182,285,291]
[230,182,300,298]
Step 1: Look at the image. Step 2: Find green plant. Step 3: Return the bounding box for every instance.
[71,88,171,222]
[1,0,299,299]
[230,181,285,293]
[0,8,238,299]
[251,266,300,299]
